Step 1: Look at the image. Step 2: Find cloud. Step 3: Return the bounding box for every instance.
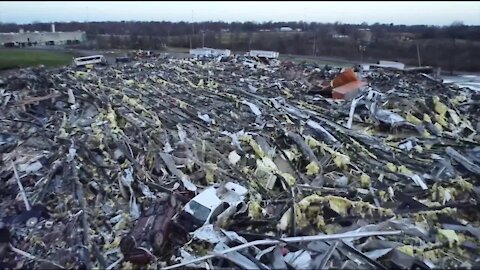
[0,1,478,25]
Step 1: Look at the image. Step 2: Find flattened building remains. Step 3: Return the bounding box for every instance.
[0,24,86,47]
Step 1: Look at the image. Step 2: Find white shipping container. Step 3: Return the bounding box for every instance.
[378,60,405,70]
[247,50,279,59]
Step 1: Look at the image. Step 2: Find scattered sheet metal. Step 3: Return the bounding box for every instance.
[0,58,479,269]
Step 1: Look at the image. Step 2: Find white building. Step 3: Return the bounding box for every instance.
[280,27,293,32]
[0,24,86,47]
[332,34,350,39]
[189,47,231,58]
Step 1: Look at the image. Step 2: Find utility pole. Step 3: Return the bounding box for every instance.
[167,27,170,47]
[312,32,316,56]
[192,10,195,48]
[416,41,422,67]
[202,31,205,47]
[359,44,366,62]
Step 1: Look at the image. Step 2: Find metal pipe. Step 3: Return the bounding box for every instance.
[161,230,403,270]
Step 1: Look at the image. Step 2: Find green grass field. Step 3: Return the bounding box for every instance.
[0,49,73,70]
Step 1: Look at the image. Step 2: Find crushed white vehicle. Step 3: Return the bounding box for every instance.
[174,182,248,232]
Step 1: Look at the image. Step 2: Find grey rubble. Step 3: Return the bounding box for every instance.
[0,57,479,270]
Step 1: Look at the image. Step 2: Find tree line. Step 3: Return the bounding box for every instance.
[1,21,479,41]
[1,21,479,72]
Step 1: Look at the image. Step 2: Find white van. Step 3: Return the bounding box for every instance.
[243,58,258,69]
[74,55,107,67]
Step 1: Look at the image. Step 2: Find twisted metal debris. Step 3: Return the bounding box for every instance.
[0,57,479,269]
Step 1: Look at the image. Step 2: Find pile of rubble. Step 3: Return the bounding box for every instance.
[0,57,479,269]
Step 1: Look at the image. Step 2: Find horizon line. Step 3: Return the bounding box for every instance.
[0,20,473,27]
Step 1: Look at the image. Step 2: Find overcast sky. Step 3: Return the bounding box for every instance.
[0,1,479,26]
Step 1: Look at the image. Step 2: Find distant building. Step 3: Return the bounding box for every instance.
[189,47,231,58]
[390,32,417,41]
[259,29,271,32]
[280,27,293,32]
[332,34,350,39]
[357,28,372,44]
[0,24,86,48]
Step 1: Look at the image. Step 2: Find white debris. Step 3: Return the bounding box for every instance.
[67,89,76,105]
[242,100,262,116]
[181,175,197,192]
[191,225,225,244]
[120,167,140,219]
[228,151,241,165]
[284,250,312,269]
[67,140,77,162]
[163,142,174,153]
[198,113,213,124]
[20,161,43,174]
[411,174,428,190]
[248,84,258,93]
[399,141,414,151]
[177,124,187,143]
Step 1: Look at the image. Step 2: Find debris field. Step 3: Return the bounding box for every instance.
[0,57,479,269]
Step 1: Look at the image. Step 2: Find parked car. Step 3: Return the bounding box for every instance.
[243,58,259,69]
